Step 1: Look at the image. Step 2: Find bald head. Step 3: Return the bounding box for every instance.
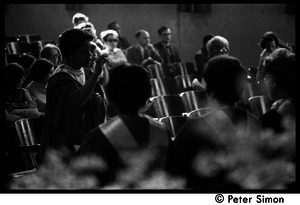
[135,30,150,47]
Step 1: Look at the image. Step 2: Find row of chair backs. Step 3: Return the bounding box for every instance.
[147,62,196,79]
[6,40,56,55]
[150,75,199,97]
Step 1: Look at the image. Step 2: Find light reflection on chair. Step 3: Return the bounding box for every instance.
[180,90,208,113]
[159,116,187,140]
[187,107,214,119]
[150,78,178,97]
[151,95,185,118]
[14,116,44,170]
[248,95,272,118]
[147,63,173,79]
[175,74,198,93]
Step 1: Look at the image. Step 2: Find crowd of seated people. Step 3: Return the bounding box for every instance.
[4,13,296,190]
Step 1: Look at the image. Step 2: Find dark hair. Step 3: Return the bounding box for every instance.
[157,26,169,35]
[58,28,93,59]
[107,21,118,30]
[264,48,296,101]
[203,55,247,105]
[203,34,214,47]
[259,31,279,49]
[29,58,54,81]
[18,53,36,69]
[106,64,151,114]
[5,63,24,88]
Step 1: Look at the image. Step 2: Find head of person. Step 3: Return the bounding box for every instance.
[100,29,119,51]
[4,63,24,89]
[263,48,295,101]
[202,34,215,50]
[157,26,172,44]
[30,41,43,59]
[135,30,150,47]
[18,53,36,70]
[203,55,247,106]
[72,13,89,28]
[76,21,98,42]
[58,28,94,69]
[29,58,54,83]
[259,31,279,53]
[40,44,62,68]
[107,21,121,35]
[206,35,230,59]
[106,64,151,115]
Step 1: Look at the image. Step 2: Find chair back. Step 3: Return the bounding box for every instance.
[6,42,31,55]
[248,95,272,118]
[14,116,44,169]
[150,78,178,97]
[18,34,41,43]
[175,74,197,92]
[15,117,43,146]
[180,90,208,113]
[151,95,185,118]
[159,116,187,140]
[187,107,214,119]
[147,63,173,79]
[171,62,195,76]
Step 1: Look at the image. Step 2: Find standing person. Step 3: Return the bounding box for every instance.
[40,29,107,160]
[154,26,181,66]
[72,13,89,28]
[194,34,214,80]
[126,30,163,67]
[107,21,131,51]
[78,64,170,187]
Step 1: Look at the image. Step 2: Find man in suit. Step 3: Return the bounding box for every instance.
[126,30,163,67]
[154,26,181,66]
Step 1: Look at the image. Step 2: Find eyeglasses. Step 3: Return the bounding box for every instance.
[107,39,118,43]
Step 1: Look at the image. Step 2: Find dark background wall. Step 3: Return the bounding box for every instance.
[5,4,295,68]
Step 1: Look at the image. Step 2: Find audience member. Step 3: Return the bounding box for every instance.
[5,63,40,124]
[167,55,261,189]
[100,29,128,69]
[40,44,62,70]
[30,41,43,59]
[194,34,214,80]
[4,63,40,174]
[206,35,230,59]
[126,30,163,67]
[154,26,181,66]
[107,21,131,51]
[72,13,89,28]
[256,31,279,84]
[17,53,36,88]
[40,28,107,160]
[260,48,295,133]
[26,58,54,113]
[78,64,170,187]
[193,35,229,89]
